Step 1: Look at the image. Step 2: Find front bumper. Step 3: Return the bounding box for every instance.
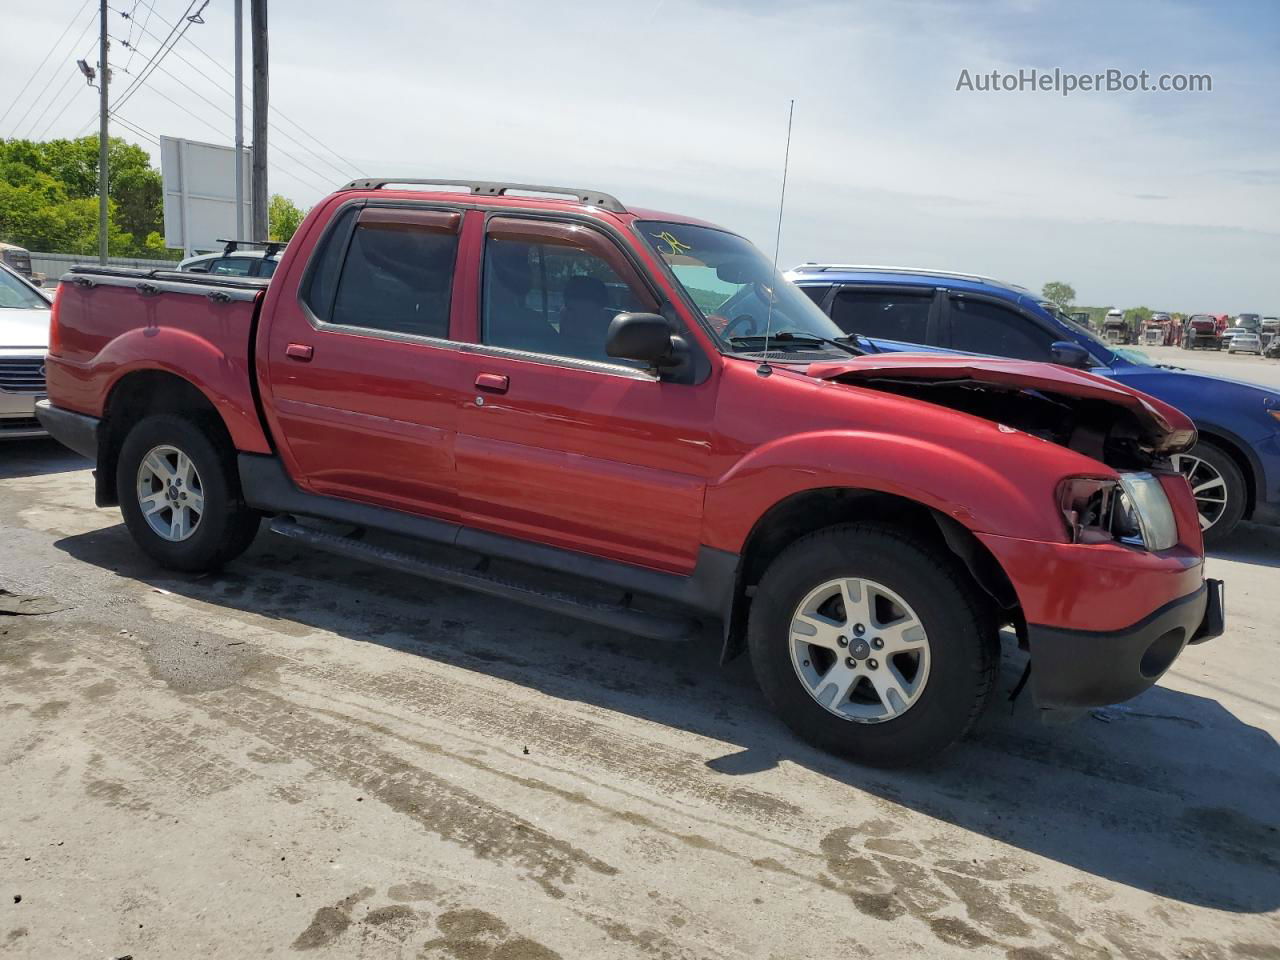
[1,391,45,438]
[1028,579,1224,708]
[34,400,100,459]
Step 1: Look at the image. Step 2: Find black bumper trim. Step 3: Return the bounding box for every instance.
[1027,580,1222,709]
[34,400,100,460]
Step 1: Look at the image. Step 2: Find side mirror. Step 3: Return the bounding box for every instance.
[606,313,677,367]
[1050,341,1093,368]
[187,265,210,274]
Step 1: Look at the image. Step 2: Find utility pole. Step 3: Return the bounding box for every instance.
[250,0,268,240]
[234,0,244,239]
[97,0,109,264]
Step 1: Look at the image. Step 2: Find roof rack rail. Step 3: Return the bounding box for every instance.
[789,262,1029,293]
[216,238,286,257]
[341,178,626,213]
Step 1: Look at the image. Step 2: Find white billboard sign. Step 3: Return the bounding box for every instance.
[161,136,252,256]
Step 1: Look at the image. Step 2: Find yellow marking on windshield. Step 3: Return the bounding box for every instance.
[652,231,692,257]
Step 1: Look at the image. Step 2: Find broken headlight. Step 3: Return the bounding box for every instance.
[1060,473,1178,551]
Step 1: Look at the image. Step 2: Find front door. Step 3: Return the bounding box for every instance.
[454,215,716,574]
[263,203,467,520]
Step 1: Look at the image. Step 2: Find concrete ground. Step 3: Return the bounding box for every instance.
[1,438,1278,960]
[1133,342,1280,387]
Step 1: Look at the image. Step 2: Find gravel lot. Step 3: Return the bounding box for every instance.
[2,425,1278,958]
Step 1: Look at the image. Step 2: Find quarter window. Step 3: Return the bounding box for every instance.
[483,219,656,364]
[949,297,1052,361]
[830,290,932,344]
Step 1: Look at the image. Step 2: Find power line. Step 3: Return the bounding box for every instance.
[0,0,94,132]
[108,0,204,117]
[35,66,95,141]
[5,4,98,138]
[110,2,361,176]
[113,113,160,145]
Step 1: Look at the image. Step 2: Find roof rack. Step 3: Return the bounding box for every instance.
[340,178,626,213]
[216,238,286,257]
[789,263,1029,293]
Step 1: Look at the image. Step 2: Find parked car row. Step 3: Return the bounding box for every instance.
[31,177,1226,766]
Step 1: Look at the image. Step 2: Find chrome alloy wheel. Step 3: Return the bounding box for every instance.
[1170,452,1227,532]
[789,577,931,723]
[136,444,205,542]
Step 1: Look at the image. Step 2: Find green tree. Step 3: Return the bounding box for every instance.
[1041,281,1076,311]
[268,193,307,242]
[0,135,178,260]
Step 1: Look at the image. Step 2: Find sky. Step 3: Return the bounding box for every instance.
[2,0,1278,312]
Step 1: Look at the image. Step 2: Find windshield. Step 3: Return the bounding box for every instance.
[637,221,847,355]
[0,267,49,309]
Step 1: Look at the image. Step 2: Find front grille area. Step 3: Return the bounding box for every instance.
[0,417,42,434]
[0,358,46,394]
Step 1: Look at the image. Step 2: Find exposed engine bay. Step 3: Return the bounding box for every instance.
[847,377,1173,471]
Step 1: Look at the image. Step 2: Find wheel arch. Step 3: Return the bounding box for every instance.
[95,370,237,507]
[720,487,1019,662]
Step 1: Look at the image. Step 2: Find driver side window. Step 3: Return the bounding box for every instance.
[482,219,657,364]
[949,297,1052,361]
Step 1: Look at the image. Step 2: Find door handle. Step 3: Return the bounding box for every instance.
[475,373,509,394]
[285,342,314,362]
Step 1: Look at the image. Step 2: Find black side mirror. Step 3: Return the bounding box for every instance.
[606,313,678,367]
[1050,340,1093,368]
[187,265,210,274]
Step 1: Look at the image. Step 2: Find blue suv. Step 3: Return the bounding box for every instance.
[786,264,1280,543]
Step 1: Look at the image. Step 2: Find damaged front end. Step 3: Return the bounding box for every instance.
[811,354,1199,552]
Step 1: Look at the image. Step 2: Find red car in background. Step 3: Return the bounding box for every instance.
[36,178,1223,765]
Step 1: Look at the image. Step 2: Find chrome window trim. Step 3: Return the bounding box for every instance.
[459,340,659,381]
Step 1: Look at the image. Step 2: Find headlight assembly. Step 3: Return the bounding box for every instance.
[1060,473,1178,551]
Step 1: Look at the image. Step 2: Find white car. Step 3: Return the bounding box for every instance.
[1227,331,1262,355]
[0,262,52,438]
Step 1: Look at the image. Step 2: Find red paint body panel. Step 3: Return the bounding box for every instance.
[43,185,1210,640]
[45,278,271,454]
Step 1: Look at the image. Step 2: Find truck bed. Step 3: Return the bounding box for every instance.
[46,265,273,453]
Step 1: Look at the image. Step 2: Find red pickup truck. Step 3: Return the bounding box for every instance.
[37,178,1223,765]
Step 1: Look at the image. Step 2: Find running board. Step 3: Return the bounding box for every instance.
[268,518,697,642]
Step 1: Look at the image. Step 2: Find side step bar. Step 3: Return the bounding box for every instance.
[268,518,697,642]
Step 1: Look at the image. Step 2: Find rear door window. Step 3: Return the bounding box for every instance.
[830,289,932,344]
[949,297,1053,361]
[325,208,461,339]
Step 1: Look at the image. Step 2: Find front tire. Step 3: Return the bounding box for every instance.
[1172,440,1246,545]
[748,523,998,767]
[117,414,260,572]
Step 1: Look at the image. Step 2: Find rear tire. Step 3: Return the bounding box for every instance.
[117,414,260,572]
[748,523,999,767]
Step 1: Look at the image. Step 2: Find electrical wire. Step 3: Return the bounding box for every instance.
[108,0,203,117]
[109,2,361,176]
[0,0,94,131]
[112,113,160,145]
[34,66,95,141]
[6,4,98,138]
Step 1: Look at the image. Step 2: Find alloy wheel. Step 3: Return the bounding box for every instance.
[1170,453,1227,532]
[789,577,931,723]
[136,444,205,542]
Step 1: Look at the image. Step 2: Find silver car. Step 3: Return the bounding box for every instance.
[1227,331,1263,355]
[0,262,52,438]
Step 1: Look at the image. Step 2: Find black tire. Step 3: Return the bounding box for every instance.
[117,414,260,572]
[748,523,998,767]
[1184,440,1246,546]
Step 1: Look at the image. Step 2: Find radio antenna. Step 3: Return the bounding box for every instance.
[758,98,795,378]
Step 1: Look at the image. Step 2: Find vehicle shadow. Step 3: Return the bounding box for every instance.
[54,521,1280,917]
[0,438,88,480]
[1211,521,1280,569]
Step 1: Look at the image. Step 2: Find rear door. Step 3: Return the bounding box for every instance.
[262,202,467,519]
[453,214,716,574]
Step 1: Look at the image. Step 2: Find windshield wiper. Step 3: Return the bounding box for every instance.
[728,331,865,357]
